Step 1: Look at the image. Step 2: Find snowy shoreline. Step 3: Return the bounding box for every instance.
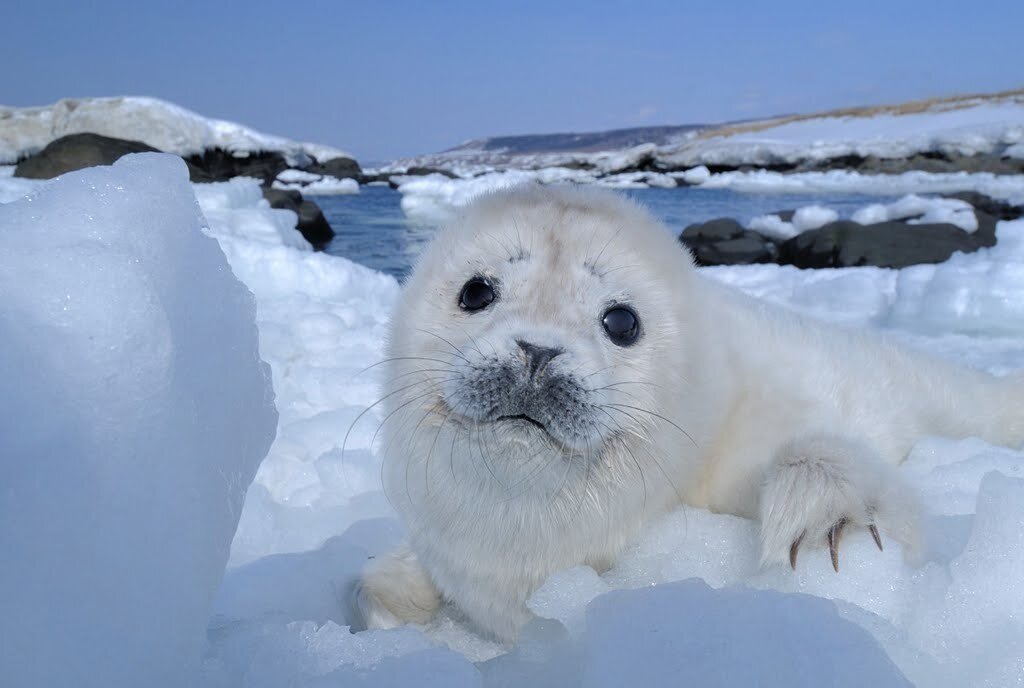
[4,90,1024,686]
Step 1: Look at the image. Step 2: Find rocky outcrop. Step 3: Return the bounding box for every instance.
[261,188,335,249]
[777,219,988,269]
[185,148,290,184]
[13,133,345,251]
[792,152,1024,176]
[680,197,1013,269]
[14,133,166,179]
[680,219,778,266]
[304,156,362,180]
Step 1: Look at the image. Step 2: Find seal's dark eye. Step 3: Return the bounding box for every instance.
[602,306,639,346]
[459,278,496,312]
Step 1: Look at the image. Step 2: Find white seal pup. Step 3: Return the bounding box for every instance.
[354,185,1024,641]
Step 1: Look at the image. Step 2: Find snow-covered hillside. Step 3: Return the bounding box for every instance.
[0,96,354,165]
[389,90,1024,182]
[3,154,1024,686]
[664,91,1024,168]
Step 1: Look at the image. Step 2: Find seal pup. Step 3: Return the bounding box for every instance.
[354,185,1024,641]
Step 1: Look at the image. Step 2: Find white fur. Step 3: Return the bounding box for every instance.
[353,185,1024,641]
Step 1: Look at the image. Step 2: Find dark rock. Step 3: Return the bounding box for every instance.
[681,218,747,242]
[680,218,779,266]
[186,148,289,184]
[779,220,982,269]
[942,191,1023,222]
[356,172,391,185]
[972,210,999,248]
[261,187,335,249]
[795,152,1024,176]
[404,166,457,179]
[295,201,334,247]
[691,236,779,266]
[262,187,303,210]
[304,156,362,180]
[14,132,164,178]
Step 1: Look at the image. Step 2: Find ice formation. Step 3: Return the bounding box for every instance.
[0,154,277,687]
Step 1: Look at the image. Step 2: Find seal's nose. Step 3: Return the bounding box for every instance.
[516,340,563,380]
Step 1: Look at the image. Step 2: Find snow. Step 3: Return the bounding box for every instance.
[697,168,1024,205]
[0,153,277,687]
[276,168,322,183]
[4,153,1024,687]
[679,164,711,184]
[273,172,361,195]
[0,96,354,165]
[194,177,314,250]
[390,93,1024,179]
[662,97,1024,167]
[0,165,40,202]
[793,204,841,231]
[395,170,593,224]
[749,212,800,239]
[852,194,979,232]
[748,204,839,240]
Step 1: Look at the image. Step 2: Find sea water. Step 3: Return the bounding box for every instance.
[318,185,889,279]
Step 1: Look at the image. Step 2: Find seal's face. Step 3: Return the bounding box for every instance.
[383,186,693,500]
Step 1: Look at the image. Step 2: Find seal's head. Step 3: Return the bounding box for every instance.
[381,185,698,512]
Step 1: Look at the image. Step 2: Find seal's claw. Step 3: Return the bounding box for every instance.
[827,519,846,572]
[789,533,804,570]
[868,524,883,552]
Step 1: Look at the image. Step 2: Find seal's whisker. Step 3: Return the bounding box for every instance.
[603,421,649,514]
[381,368,463,386]
[414,329,471,362]
[603,402,698,448]
[343,377,448,464]
[372,384,450,450]
[474,421,507,491]
[355,356,465,377]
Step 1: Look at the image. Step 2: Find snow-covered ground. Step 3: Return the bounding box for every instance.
[662,95,1024,168]
[391,91,1024,180]
[3,155,1024,687]
[0,96,354,165]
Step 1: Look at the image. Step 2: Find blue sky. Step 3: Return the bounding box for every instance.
[4,0,1022,162]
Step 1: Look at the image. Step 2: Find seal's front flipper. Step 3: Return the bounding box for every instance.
[351,542,441,630]
[758,434,921,571]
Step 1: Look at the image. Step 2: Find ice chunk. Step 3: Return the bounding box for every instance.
[583,579,911,687]
[680,164,711,184]
[792,204,839,231]
[273,171,360,195]
[527,566,610,635]
[0,153,277,687]
[888,219,1024,335]
[852,194,978,232]
[749,213,797,239]
[202,619,478,688]
[906,473,1024,685]
[746,203,838,239]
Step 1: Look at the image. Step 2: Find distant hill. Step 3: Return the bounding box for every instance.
[445,124,708,156]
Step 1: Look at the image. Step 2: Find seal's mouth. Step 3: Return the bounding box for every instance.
[495,414,547,431]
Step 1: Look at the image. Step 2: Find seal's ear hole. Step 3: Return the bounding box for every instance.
[602,306,640,346]
[459,277,496,312]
